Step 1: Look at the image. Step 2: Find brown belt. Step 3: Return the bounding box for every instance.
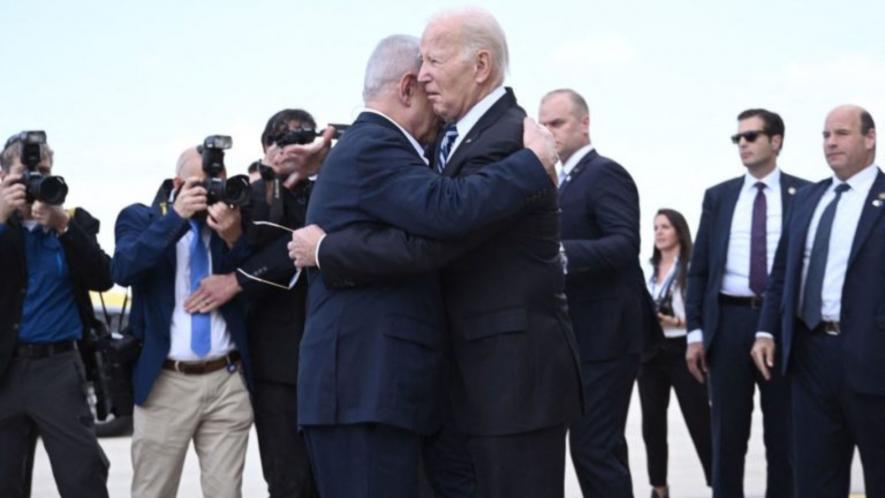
[162,351,240,375]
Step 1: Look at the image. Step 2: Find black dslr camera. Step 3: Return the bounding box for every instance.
[271,124,350,147]
[13,130,68,205]
[199,135,250,206]
[655,294,675,318]
[261,124,350,181]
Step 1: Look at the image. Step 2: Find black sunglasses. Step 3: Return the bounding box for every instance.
[730,130,768,144]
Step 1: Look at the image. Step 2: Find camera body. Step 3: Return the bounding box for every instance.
[199,135,250,206]
[15,130,68,205]
[271,124,349,148]
[655,294,675,318]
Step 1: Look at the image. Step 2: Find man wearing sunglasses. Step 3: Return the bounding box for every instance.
[685,109,810,497]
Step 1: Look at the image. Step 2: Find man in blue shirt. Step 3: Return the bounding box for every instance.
[0,132,112,497]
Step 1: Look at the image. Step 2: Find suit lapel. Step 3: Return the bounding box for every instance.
[848,170,885,268]
[559,150,596,196]
[780,174,800,212]
[714,179,743,266]
[790,181,831,264]
[442,88,519,178]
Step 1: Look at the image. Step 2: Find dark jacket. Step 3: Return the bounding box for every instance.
[558,149,657,361]
[313,91,584,436]
[0,208,113,378]
[759,170,885,394]
[685,172,811,350]
[238,179,311,385]
[298,109,552,435]
[111,191,252,405]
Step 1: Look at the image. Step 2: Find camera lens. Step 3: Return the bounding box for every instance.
[37,176,69,205]
[223,176,251,206]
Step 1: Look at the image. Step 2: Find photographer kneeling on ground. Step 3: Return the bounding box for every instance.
[112,143,253,498]
[0,131,112,498]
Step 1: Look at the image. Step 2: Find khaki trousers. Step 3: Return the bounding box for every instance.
[131,365,253,498]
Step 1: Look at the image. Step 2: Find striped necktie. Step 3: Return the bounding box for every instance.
[436,124,459,174]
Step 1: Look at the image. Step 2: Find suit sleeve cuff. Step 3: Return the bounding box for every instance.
[0,223,6,235]
[686,329,703,344]
[755,332,774,340]
[315,233,327,270]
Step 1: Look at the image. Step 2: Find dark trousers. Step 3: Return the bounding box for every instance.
[0,351,109,498]
[638,336,713,487]
[708,303,792,498]
[424,423,567,498]
[303,423,422,498]
[792,326,885,498]
[570,353,640,498]
[252,380,316,498]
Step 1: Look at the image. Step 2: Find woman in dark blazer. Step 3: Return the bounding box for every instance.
[638,208,712,498]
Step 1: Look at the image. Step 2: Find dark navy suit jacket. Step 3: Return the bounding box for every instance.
[685,171,811,350]
[558,149,656,361]
[310,91,583,437]
[759,170,885,395]
[111,196,252,405]
[298,110,553,435]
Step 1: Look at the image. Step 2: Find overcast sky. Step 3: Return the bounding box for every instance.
[2,0,883,257]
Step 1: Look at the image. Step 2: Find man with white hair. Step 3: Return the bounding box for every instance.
[293,34,560,498]
[291,10,583,498]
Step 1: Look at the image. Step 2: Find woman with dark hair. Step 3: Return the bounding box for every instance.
[638,208,712,498]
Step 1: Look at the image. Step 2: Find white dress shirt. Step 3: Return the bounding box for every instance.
[800,163,880,322]
[721,168,783,296]
[558,144,595,187]
[647,259,687,339]
[168,224,235,361]
[444,86,507,161]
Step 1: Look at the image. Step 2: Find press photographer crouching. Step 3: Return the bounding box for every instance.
[111,139,253,498]
[0,131,111,497]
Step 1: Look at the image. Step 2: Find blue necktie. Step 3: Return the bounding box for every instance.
[436,124,459,174]
[801,183,851,330]
[189,220,211,357]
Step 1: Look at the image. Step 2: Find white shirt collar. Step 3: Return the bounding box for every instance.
[742,167,781,193]
[453,86,507,140]
[832,162,879,193]
[362,108,427,164]
[560,144,595,178]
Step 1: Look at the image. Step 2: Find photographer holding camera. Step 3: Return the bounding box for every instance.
[183,109,334,498]
[112,141,253,498]
[0,131,111,497]
[637,208,712,498]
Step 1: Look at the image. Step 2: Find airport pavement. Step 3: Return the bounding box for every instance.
[31,389,866,497]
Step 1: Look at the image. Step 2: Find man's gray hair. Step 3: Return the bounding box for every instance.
[362,35,422,102]
[429,7,510,86]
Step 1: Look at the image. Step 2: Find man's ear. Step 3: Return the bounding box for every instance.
[474,50,492,84]
[771,134,783,154]
[399,73,417,106]
[173,177,184,190]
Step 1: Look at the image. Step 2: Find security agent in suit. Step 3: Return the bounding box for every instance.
[0,134,111,498]
[186,109,325,498]
[752,106,885,498]
[684,109,810,498]
[112,147,253,498]
[291,11,583,498]
[538,88,654,498]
